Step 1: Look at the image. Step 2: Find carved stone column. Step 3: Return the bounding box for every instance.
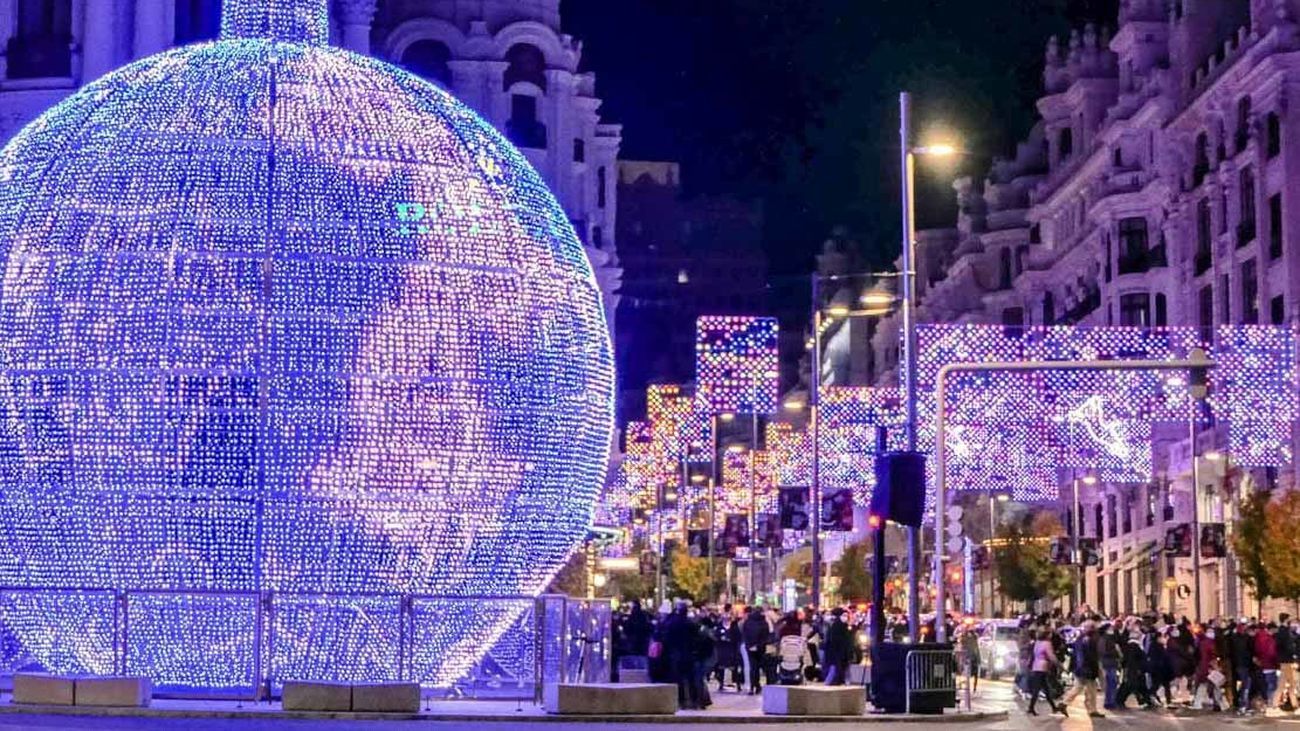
[335,0,377,55]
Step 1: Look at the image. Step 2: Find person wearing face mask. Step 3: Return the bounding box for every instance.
[1194,626,1225,712]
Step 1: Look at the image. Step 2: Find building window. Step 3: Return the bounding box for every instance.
[1155,293,1167,327]
[506,94,547,149]
[1029,223,1041,244]
[1043,292,1056,325]
[1238,167,1256,246]
[1220,274,1231,324]
[998,248,1013,289]
[1059,127,1074,160]
[400,39,452,86]
[1236,96,1251,153]
[1199,285,1214,341]
[1119,293,1151,327]
[1267,112,1282,158]
[1001,307,1024,333]
[1270,193,1283,259]
[597,166,607,209]
[1272,295,1285,325]
[1093,504,1103,539]
[176,0,222,44]
[8,0,74,78]
[1117,217,1149,274]
[503,43,547,91]
[1193,132,1210,187]
[1121,495,1132,534]
[1195,198,1213,276]
[1107,495,1117,538]
[1242,259,1259,324]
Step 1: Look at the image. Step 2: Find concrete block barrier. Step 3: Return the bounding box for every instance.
[762,685,865,716]
[350,682,420,713]
[543,682,678,715]
[12,674,75,706]
[73,676,152,707]
[281,680,352,712]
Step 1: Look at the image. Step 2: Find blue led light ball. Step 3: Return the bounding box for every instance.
[0,0,613,690]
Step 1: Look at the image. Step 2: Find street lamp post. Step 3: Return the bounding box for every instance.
[899,91,923,639]
[899,92,960,636]
[810,276,824,608]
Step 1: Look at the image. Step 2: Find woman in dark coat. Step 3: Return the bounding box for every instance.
[821,608,855,685]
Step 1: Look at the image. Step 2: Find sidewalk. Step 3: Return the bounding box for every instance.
[0,687,1009,724]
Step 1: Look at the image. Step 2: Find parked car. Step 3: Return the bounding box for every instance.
[977,620,1022,679]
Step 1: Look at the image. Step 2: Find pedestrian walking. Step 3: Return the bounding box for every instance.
[1060,621,1103,718]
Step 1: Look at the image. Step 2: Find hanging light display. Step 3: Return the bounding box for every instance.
[696,316,780,414]
[916,324,1295,499]
[0,0,613,691]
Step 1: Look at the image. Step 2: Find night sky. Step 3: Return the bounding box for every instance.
[563,0,1120,278]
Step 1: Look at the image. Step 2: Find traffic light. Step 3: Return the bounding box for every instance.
[948,567,963,585]
[971,545,991,571]
[1048,537,1073,565]
[945,504,965,559]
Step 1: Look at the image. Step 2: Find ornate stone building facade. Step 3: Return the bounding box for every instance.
[0,0,622,331]
[869,0,1300,619]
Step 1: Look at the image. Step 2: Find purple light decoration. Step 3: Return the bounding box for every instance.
[696,316,780,414]
[917,324,1295,500]
[646,384,712,460]
[0,0,613,691]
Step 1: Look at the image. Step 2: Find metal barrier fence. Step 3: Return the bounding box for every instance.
[0,588,610,702]
[903,648,957,714]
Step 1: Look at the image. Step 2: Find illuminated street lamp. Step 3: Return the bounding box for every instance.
[899,89,961,636]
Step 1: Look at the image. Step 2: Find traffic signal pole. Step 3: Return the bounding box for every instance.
[932,352,1213,643]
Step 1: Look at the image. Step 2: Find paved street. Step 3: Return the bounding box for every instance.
[2,680,1300,729]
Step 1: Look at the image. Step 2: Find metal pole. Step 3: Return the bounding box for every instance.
[988,494,996,617]
[932,355,1214,643]
[1189,411,1202,622]
[872,426,888,649]
[1073,474,1083,614]
[811,279,824,608]
[900,91,922,640]
[709,415,719,602]
[749,411,758,601]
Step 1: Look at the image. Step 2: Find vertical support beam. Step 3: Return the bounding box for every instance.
[133,0,171,58]
[81,0,116,83]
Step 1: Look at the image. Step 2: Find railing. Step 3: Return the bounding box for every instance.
[904,648,957,714]
[0,588,610,702]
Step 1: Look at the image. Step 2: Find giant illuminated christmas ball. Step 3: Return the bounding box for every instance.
[0,0,613,690]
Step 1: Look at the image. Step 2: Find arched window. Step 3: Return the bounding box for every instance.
[503,43,547,92]
[8,0,73,78]
[401,39,452,86]
[175,0,222,45]
[506,94,547,149]
[1236,96,1251,153]
[1193,132,1210,187]
[998,248,1013,289]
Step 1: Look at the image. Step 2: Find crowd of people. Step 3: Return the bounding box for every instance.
[957,607,1300,718]
[611,599,865,710]
[612,598,1300,718]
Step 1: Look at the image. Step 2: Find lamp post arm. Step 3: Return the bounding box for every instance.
[933,355,1214,643]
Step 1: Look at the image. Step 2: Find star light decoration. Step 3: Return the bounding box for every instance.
[696,316,780,414]
[916,324,1296,500]
[0,0,614,692]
